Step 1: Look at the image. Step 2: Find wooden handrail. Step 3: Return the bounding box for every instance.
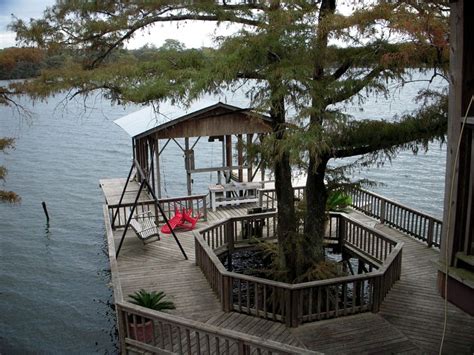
[349,188,442,248]
[195,211,403,327]
[196,213,400,290]
[258,186,443,248]
[118,302,322,354]
[103,205,124,302]
[108,194,208,209]
[108,194,208,229]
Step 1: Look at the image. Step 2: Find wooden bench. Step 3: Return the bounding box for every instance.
[129,212,160,244]
[209,182,262,211]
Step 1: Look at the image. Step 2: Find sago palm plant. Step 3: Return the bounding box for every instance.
[128,289,175,311]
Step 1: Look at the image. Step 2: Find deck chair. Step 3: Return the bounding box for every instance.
[129,211,160,244]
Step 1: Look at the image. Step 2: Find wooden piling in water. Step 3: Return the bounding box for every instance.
[42,201,50,221]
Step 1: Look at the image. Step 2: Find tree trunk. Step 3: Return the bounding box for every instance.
[274,150,298,281]
[269,92,297,282]
[303,156,328,264]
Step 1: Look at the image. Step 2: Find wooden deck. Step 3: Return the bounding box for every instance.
[103,180,474,354]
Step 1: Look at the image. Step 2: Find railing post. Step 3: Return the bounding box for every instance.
[427,217,434,248]
[290,289,300,327]
[222,274,233,312]
[285,288,292,327]
[380,199,386,224]
[202,195,208,221]
[227,221,234,271]
[194,236,200,267]
[372,276,382,312]
[116,305,127,353]
[258,189,263,207]
[238,342,251,355]
[336,215,345,253]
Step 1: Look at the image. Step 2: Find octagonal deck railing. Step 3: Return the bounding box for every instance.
[195,212,403,327]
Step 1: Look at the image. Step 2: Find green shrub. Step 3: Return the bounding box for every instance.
[128,289,175,311]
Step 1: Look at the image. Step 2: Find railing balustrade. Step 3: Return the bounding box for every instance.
[258,186,442,248]
[258,186,305,210]
[194,211,403,327]
[108,194,207,229]
[349,189,442,248]
[117,302,321,355]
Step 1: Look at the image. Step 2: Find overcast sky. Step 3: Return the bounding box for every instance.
[0,0,239,49]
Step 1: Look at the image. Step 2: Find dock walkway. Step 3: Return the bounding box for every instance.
[103,180,474,354]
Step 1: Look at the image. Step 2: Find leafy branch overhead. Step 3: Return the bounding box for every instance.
[0,138,20,203]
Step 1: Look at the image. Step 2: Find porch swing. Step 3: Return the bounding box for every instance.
[112,159,188,259]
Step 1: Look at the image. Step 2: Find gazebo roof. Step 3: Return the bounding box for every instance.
[114,101,272,140]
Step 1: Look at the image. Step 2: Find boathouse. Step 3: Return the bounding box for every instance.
[114,101,272,199]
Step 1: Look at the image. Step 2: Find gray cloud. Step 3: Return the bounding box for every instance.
[0,0,55,48]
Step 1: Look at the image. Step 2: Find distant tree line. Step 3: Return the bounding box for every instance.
[0,47,74,80]
[0,42,193,80]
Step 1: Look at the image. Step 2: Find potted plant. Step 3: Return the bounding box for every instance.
[326,190,352,213]
[127,289,175,343]
[325,190,352,236]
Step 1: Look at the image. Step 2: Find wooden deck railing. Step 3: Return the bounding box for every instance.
[117,302,321,355]
[199,212,277,250]
[258,186,442,248]
[195,212,403,327]
[108,194,208,229]
[349,188,442,248]
[258,186,305,210]
[104,205,316,354]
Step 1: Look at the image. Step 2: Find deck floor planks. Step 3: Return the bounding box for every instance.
[115,228,222,323]
[205,312,305,347]
[291,313,421,354]
[372,221,474,354]
[104,179,473,354]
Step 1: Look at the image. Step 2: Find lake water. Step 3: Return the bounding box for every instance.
[0,75,446,353]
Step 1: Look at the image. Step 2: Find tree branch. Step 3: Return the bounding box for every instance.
[331,96,448,158]
[324,66,381,106]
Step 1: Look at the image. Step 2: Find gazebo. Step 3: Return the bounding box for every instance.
[114,101,273,199]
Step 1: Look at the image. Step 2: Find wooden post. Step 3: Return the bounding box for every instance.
[149,139,155,194]
[225,135,232,183]
[42,201,50,221]
[290,289,300,327]
[247,134,253,182]
[285,289,292,327]
[371,276,382,312]
[238,342,250,355]
[380,199,386,224]
[222,275,233,312]
[202,195,208,221]
[237,134,243,182]
[116,305,127,353]
[227,221,234,272]
[185,137,192,196]
[155,139,161,199]
[427,217,434,248]
[337,216,346,253]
